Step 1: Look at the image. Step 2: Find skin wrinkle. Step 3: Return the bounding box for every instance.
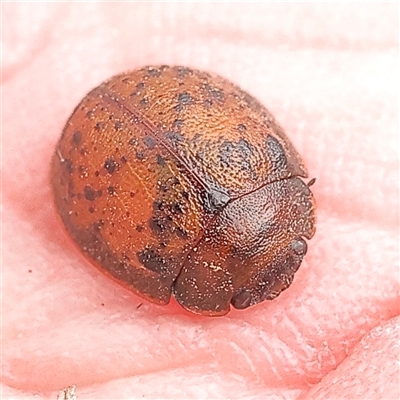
[272,322,312,372]
[228,341,258,376]
[301,319,400,399]
[257,339,285,383]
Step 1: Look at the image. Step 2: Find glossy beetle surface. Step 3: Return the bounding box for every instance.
[52,65,316,316]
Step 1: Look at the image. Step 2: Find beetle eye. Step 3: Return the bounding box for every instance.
[231,289,252,309]
[291,238,307,256]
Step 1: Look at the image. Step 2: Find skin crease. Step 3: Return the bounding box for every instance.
[2,3,399,400]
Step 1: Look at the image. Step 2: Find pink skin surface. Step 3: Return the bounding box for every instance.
[2,3,399,399]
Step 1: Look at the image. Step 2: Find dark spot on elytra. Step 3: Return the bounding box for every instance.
[196,150,205,161]
[88,206,95,213]
[136,225,144,232]
[149,217,165,234]
[63,158,73,174]
[237,124,247,132]
[147,67,161,77]
[175,92,194,112]
[67,181,75,198]
[219,138,254,172]
[204,99,213,108]
[104,158,118,174]
[130,191,135,197]
[114,121,123,130]
[140,98,149,107]
[94,170,100,177]
[95,122,104,131]
[175,67,192,78]
[242,92,263,112]
[84,185,97,201]
[107,186,115,195]
[153,200,164,212]
[170,177,180,186]
[219,141,234,167]
[204,84,224,101]
[143,136,155,149]
[163,185,171,193]
[192,133,202,142]
[165,131,184,142]
[237,138,254,171]
[78,165,86,174]
[80,147,88,156]
[182,191,189,199]
[172,119,184,130]
[176,227,188,240]
[178,92,193,105]
[86,110,94,119]
[158,181,168,192]
[137,248,167,274]
[136,82,145,90]
[72,131,82,146]
[172,202,183,214]
[120,156,127,163]
[265,135,287,171]
[156,154,165,166]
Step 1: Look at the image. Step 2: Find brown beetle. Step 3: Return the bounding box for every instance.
[52,66,316,316]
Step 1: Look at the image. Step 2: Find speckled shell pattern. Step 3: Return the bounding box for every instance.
[52,65,316,316]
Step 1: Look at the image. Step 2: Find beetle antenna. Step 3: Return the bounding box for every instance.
[307,178,316,187]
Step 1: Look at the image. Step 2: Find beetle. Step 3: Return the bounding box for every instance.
[52,65,316,316]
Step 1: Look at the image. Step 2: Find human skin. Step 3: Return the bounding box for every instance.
[2,3,399,399]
